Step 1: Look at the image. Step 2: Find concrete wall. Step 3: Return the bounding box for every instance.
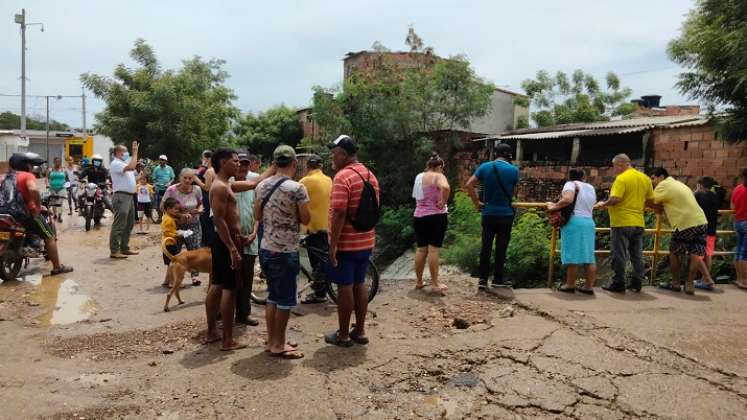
[469,90,525,134]
[93,135,114,167]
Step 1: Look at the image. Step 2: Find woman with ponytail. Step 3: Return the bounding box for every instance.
[412,153,450,295]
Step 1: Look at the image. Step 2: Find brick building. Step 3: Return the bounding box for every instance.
[470,115,747,202]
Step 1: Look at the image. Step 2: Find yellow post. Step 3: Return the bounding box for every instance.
[547,226,558,288]
[650,214,662,285]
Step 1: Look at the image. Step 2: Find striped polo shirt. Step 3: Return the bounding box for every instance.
[329,162,380,252]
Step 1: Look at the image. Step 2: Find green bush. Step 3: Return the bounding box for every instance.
[443,192,552,287]
[505,210,551,288]
[376,205,415,265]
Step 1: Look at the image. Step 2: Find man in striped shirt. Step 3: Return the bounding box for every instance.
[325,135,380,347]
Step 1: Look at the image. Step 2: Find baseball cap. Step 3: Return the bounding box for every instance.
[307,154,323,164]
[327,135,357,155]
[273,145,296,161]
[238,152,250,163]
[495,143,513,158]
[159,154,168,161]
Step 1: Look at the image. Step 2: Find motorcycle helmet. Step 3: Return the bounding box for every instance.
[91,154,103,168]
[9,152,46,171]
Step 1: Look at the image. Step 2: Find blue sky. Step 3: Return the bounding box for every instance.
[0,0,696,129]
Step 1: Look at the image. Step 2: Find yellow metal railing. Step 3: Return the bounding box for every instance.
[511,203,736,287]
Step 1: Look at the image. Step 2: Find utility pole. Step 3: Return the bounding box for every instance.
[14,9,43,140]
[45,95,49,160]
[81,89,87,140]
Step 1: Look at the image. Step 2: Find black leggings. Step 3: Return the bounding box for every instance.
[479,215,514,282]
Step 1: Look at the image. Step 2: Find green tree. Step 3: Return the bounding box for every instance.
[0,111,69,131]
[312,29,495,206]
[668,0,747,141]
[521,70,635,127]
[81,39,238,168]
[233,105,302,160]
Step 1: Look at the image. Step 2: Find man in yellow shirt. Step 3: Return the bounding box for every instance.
[299,155,333,304]
[651,167,713,294]
[596,154,653,293]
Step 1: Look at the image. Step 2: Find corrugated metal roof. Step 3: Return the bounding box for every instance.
[473,115,710,142]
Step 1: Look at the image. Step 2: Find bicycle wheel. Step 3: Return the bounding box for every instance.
[326,258,380,304]
[250,271,269,305]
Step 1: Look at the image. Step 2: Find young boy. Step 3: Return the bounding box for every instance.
[136,174,154,234]
[161,197,182,287]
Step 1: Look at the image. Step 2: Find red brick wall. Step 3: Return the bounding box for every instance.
[297,109,319,141]
[651,124,747,189]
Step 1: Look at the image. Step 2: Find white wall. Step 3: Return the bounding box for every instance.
[93,135,114,167]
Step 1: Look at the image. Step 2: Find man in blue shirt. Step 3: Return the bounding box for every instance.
[465,143,519,290]
[152,155,175,210]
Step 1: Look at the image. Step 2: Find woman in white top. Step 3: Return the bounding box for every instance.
[546,168,597,294]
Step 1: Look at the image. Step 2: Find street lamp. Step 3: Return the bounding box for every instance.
[14,9,44,140]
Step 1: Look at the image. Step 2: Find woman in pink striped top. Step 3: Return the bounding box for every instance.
[413,153,451,294]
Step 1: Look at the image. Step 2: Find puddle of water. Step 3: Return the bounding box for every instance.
[33,277,96,326]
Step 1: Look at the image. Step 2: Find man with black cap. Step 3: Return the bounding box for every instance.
[325,135,380,348]
[299,154,333,304]
[465,143,519,290]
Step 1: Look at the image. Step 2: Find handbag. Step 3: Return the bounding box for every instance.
[548,181,579,228]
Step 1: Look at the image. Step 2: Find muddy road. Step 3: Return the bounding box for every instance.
[1,214,747,419]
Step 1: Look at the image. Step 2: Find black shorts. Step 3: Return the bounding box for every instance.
[163,244,180,265]
[413,213,448,248]
[137,202,152,214]
[211,238,238,290]
[28,215,54,240]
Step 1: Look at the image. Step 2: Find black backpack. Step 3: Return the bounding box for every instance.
[348,167,380,232]
[0,170,31,223]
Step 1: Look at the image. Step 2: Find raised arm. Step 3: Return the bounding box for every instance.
[231,164,276,192]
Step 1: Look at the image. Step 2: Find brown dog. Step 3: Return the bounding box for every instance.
[162,237,212,312]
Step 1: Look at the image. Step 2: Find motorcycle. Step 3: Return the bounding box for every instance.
[78,182,106,231]
[0,198,55,281]
[43,188,67,223]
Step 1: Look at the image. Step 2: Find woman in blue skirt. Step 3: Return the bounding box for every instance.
[547,168,597,294]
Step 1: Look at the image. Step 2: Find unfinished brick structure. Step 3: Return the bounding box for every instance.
[469,115,747,202]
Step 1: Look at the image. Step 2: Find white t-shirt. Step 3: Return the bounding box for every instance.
[110,158,136,193]
[562,181,596,218]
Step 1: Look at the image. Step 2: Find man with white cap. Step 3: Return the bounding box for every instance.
[152,154,175,211]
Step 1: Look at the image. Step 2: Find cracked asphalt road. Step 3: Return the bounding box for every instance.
[1,217,747,419]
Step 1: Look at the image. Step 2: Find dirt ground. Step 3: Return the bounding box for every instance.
[1,214,747,419]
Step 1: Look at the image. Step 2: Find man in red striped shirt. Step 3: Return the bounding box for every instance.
[325,135,379,347]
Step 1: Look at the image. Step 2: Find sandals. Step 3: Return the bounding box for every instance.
[349,328,369,345]
[557,285,575,294]
[694,280,715,291]
[324,331,353,348]
[191,278,202,286]
[577,287,595,295]
[49,265,74,276]
[270,349,304,359]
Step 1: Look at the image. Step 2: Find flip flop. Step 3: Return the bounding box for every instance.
[220,342,248,352]
[270,349,304,359]
[49,265,74,276]
[658,283,682,292]
[736,282,747,290]
[324,331,353,348]
[577,287,595,295]
[264,341,299,352]
[557,286,575,294]
[202,336,221,345]
[415,283,425,290]
[694,280,715,291]
[349,329,369,345]
[191,279,202,286]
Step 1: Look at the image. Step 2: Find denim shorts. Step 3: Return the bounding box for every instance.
[259,249,299,310]
[736,221,747,261]
[327,250,372,286]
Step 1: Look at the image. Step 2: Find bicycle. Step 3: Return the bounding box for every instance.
[251,236,379,305]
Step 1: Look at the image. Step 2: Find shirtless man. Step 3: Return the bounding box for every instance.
[205,148,274,351]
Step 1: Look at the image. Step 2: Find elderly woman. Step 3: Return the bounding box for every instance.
[162,168,204,285]
[546,168,597,294]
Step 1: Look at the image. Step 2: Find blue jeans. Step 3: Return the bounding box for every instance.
[736,221,747,261]
[327,250,372,286]
[259,249,300,310]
